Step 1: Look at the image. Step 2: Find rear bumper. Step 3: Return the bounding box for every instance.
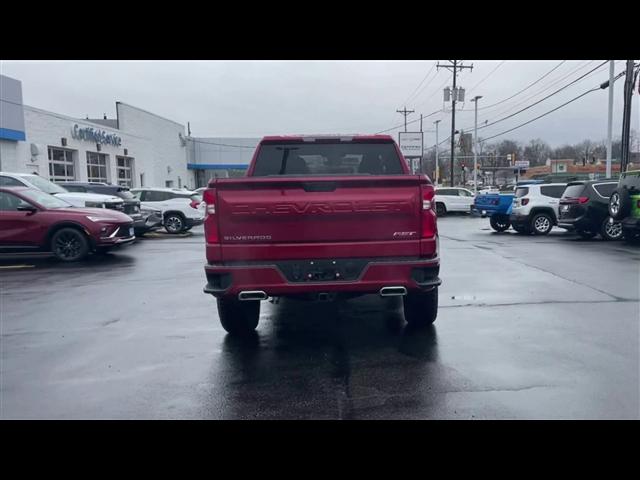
[509,213,530,227]
[557,215,596,232]
[203,257,441,298]
[185,217,204,228]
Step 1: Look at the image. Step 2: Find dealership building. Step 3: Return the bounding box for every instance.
[1,74,260,190]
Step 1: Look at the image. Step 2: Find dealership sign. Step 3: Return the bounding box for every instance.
[398,132,423,158]
[71,124,122,146]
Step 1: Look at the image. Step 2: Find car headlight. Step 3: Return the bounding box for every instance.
[84,201,104,208]
[86,215,115,223]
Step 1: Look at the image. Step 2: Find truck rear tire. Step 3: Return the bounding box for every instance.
[217,298,260,334]
[403,288,438,327]
[436,203,447,216]
[490,214,510,232]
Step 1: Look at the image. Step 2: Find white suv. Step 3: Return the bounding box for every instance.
[434,187,475,216]
[0,172,125,210]
[131,187,205,234]
[509,183,567,235]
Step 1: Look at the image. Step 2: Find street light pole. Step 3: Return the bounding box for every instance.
[434,120,441,185]
[471,95,483,195]
[606,60,614,178]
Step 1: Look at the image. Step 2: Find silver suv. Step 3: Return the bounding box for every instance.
[509,183,567,235]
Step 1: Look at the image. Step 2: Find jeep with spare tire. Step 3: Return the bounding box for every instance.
[608,170,640,244]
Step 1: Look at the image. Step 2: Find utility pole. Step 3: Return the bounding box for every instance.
[434,120,441,185]
[396,106,415,132]
[438,60,473,186]
[606,60,614,178]
[471,95,482,195]
[620,60,636,174]
[419,114,424,173]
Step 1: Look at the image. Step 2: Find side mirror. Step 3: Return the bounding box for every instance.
[17,205,38,214]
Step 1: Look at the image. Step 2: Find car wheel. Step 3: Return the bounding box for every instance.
[531,213,553,235]
[403,288,438,327]
[217,297,260,335]
[489,214,510,232]
[600,217,623,241]
[51,228,89,262]
[608,189,631,220]
[164,213,185,234]
[436,203,447,216]
[577,230,597,239]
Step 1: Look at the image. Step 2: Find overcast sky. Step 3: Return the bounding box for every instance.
[2,60,638,148]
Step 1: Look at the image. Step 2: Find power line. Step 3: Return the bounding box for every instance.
[456,60,608,136]
[435,62,608,146]
[464,68,629,143]
[187,138,257,149]
[466,61,506,96]
[476,60,569,111]
[476,60,609,120]
[416,76,450,108]
[375,108,442,134]
[480,88,600,142]
[400,62,437,107]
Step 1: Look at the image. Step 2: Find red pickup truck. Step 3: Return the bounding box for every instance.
[202,135,441,334]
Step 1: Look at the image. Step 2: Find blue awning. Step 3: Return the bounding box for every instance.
[188,163,248,170]
[0,128,26,141]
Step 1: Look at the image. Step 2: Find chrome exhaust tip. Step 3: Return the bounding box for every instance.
[379,286,407,297]
[238,291,268,301]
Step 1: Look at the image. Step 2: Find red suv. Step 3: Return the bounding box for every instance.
[0,187,135,262]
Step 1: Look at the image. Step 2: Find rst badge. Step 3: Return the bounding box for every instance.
[393,231,417,238]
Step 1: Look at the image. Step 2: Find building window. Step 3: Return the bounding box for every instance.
[86,152,109,183]
[48,147,76,182]
[116,156,134,187]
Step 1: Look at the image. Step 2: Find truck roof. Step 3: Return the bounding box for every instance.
[259,134,395,143]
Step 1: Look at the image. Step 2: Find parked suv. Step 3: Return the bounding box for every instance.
[557,180,622,240]
[0,187,135,262]
[131,187,205,234]
[60,182,162,235]
[0,172,124,211]
[609,170,640,243]
[509,183,567,235]
[434,187,475,216]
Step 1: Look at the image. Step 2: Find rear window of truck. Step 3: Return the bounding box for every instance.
[515,187,529,198]
[252,142,405,176]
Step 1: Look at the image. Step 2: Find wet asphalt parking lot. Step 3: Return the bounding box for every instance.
[1,215,639,419]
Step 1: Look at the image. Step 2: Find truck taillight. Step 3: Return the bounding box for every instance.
[203,188,219,243]
[189,200,200,209]
[578,196,589,204]
[421,185,437,238]
[521,198,529,206]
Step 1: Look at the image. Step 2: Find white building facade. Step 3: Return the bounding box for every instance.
[1,75,194,190]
